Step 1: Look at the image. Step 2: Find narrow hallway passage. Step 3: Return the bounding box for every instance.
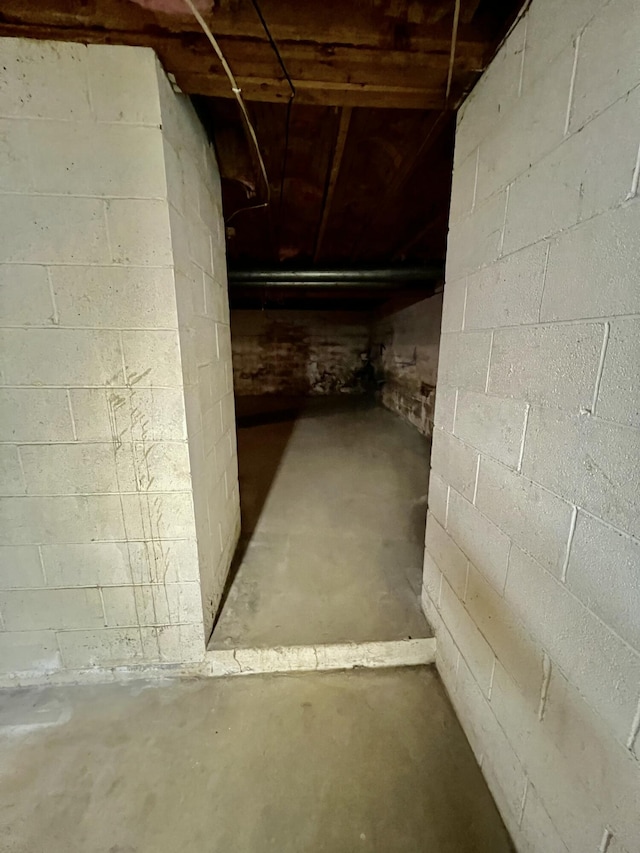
[210,397,432,649]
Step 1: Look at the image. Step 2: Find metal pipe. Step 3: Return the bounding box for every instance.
[228,265,444,287]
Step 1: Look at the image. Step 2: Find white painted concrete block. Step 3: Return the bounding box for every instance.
[505,545,640,743]
[133,582,203,626]
[0,328,124,387]
[142,622,204,663]
[121,330,183,387]
[0,118,31,191]
[0,446,25,496]
[433,385,456,433]
[106,198,172,266]
[0,588,103,631]
[597,317,640,428]
[464,241,548,330]
[475,45,575,204]
[100,586,138,628]
[28,121,166,198]
[0,264,55,327]
[445,191,507,281]
[522,0,603,88]
[475,456,574,578]
[427,472,448,528]
[425,512,468,601]
[502,146,582,255]
[449,148,477,224]
[431,428,478,501]
[543,668,640,851]
[522,406,640,538]
[454,390,528,468]
[50,266,178,330]
[0,545,44,588]
[519,782,571,853]
[0,630,61,675]
[488,323,605,413]
[437,331,492,391]
[0,38,91,120]
[454,17,527,168]
[0,389,74,442]
[440,276,466,332]
[446,489,511,593]
[421,551,442,610]
[570,0,640,130]
[566,511,640,651]
[20,443,131,496]
[57,627,144,669]
[69,388,187,442]
[541,201,640,320]
[0,195,109,265]
[42,539,199,589]
[86,43,161,125]
[119,491,196,541]
[465,563,543,706]
[438,577,495,694]
[0,494,126,546]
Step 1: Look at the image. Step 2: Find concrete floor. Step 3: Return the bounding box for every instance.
[210,397,432,649]
[0,667,513,853]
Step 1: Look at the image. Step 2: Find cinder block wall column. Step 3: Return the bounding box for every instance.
[0,38,238,680]
[424,0,640,849]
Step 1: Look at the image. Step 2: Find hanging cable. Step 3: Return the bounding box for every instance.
[249,0,296,246]
[445,0,461,104]
[182,0,270,222]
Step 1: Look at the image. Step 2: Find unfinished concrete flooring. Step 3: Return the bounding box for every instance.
[210,397,431,650]
[0,668,513,853]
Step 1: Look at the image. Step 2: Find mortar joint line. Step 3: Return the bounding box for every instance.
[590,321,610,416]
[626,696,640,752]
[37,545,47,585]
[484,332,494,393]
[498,183,510,257]
[518,777,529,827]
[66,390,78,442]
[517,15,528,99]
[537,241,552,322]
[561,506,578,583]
[598,828,613,853]
[538,651,552,721]
[45,267,60,326]
[461,282,468,331]
[471,146,480,213]
[517,403,531,473]
[487,657,496,701]
[472,455,481,505]
[564,31,581,136]
[452,388,459,434]
[628,137,640,199]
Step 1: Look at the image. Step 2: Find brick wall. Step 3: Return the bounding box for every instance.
[0,39,238,680]
[424,0,640,850]
[373,295,442,436]
[231,309,372,396]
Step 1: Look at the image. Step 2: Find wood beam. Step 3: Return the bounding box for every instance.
[313,107,352,263]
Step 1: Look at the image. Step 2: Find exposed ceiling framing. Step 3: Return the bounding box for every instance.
[0,0,523,304]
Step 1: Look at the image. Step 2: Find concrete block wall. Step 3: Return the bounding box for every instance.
[231,309,372,396]
[0,38,238,680]
[157,70,240,640]
[424,0,640,850]
[373,295,443,436]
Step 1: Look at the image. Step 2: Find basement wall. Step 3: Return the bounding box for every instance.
[158,70,240,641]
[423,1,640,850]
[0,39,238,681]
[231,309,372,395]
[373,294,442,437]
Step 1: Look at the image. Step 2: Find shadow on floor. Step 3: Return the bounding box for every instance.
[210,394,432,649]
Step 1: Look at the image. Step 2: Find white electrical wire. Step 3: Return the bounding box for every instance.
[182,0,270,212]
[445,0,461,103]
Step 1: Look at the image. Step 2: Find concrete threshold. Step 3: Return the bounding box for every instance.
[204,637,436,676]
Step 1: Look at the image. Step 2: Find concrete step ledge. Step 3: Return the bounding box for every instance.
[204,637,436,677]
